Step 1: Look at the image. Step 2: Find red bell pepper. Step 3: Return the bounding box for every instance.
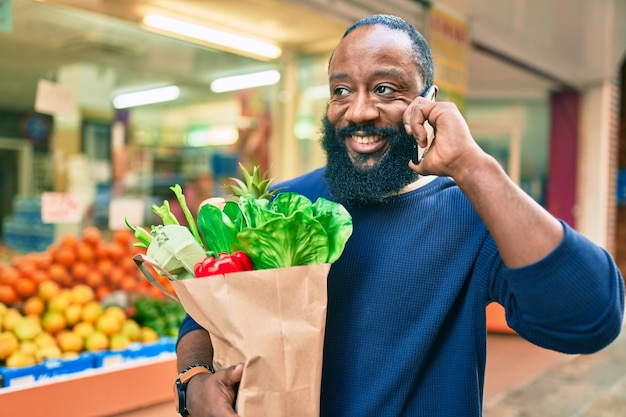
[194,251,254,278]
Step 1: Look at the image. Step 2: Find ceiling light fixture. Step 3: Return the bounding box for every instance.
[143,14,282,60]
[210,70,281,93]
[113,85,180,109]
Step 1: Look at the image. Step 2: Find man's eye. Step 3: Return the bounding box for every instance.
[375,85,394,94]
[333,87,350,96]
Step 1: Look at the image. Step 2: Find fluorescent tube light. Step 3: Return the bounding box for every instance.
[143,14,282,60]
[113,85,180,109]
[187,125,239,147]
[211,70,281,93]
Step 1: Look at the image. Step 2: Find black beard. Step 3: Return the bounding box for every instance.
[320,115,419,206]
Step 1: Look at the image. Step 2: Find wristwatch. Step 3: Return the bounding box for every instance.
[174,363,215,416]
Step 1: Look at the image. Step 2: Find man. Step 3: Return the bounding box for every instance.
[174,14,624,417]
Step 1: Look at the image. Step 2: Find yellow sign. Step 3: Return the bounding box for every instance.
[429,7,469,112]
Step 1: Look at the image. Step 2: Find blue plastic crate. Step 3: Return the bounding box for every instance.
[91,338,176,368]
[38,353,96,381]
[92,349,127,368]
[126,338,176,360]
[0,364,44,388]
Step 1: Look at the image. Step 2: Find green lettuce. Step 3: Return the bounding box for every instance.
[196,192,353,270]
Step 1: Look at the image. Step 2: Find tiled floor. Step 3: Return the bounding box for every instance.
[113,332,569,417]
[483,333,570,406]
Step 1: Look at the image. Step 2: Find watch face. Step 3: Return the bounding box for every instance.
[174,379,187,416]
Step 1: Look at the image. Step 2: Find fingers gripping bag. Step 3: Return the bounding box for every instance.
[128,165,353,417]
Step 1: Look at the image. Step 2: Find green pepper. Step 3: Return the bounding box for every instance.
[125,218,152,248]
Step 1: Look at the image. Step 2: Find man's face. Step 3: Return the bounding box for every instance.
[323,25,424,205]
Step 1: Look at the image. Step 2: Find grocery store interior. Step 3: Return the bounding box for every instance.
[0,0,625,416]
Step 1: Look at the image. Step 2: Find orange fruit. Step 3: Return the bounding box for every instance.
[5,350,37,367]
[58,233,80,250]
[84,330,108,351]
[30,269,49,285]
[73,321,95,338]
[0,267,19,286]
[81,301,103,324]
[0,285,18,305]
[84,270,104,288]
[42,311,68,334]
[113,230,133,247]
[95,285,112,301]
[76,243,95,264]
[108,268,125,287]
[13,316,43,341]
[121,319,142,342]
[69,284,95,305]
[70,262,90,282]
[120,257,137,274]
[64,303,83,327]
[31,252,53,270]
[47,290,72,313]
[96,314,121,336]
[109,333,131,351]
[57,330,84,353]
[54,246,76,268]
[37,280,61,301]
[94,244,110,261]
[14,277,37,299]
[108,243,126,261]
[141,327,159,343]
[96,259,114,278]
[103,305,126,324]
[0,332,20,360]
[22,296,45,316]
[119,275,138,291]
[2,308,22,331]
[47,263,70,286]
[33,332,57,349]
[81,226,102,246]
[14,261,37,281]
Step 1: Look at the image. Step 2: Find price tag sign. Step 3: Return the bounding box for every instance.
[109,198,144,231]
[41,192,82,224]
[34,79,76,117]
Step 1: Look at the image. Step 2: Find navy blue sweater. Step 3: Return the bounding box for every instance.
[179,168,624,417]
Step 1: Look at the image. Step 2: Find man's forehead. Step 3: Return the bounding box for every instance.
[332,27,411,59]
[329,26,415,73]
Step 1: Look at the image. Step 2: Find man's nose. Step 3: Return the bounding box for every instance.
[344,93,379,124]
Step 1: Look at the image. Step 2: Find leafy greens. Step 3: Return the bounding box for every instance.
[197,192,352,270]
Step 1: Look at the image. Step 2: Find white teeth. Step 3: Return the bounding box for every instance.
[352,135,380,144]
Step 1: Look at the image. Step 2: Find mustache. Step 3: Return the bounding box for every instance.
[336,123,406,139]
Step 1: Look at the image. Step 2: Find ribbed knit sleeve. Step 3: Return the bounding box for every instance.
[493,221,624,353]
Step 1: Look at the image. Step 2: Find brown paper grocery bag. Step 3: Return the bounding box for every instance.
[133,254,329,417]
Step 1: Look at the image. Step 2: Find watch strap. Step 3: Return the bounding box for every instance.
[179,364,214,384]
[174,364,215,416]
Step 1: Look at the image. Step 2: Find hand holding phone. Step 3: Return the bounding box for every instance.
[412,86,436,164]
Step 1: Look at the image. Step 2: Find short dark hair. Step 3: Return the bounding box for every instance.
[342,14,434,91]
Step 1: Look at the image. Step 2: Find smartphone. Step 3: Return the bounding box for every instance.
[412,86,436,164]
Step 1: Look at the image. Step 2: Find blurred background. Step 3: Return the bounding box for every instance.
[0,2,625,416]
[0,0,624,257]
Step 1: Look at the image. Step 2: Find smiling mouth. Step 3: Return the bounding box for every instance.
[349,134,382,145]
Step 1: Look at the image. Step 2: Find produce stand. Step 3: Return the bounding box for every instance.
[0,354,177,417]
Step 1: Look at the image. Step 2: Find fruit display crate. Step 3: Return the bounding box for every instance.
[0,337,176,388]
[0,342,177,417]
